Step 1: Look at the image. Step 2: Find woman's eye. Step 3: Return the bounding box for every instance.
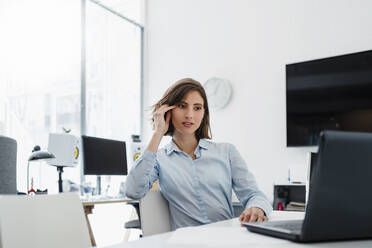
[178,104,185,109]
[194,107,202,111]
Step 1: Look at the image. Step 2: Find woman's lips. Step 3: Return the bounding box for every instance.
[182,122,194,128]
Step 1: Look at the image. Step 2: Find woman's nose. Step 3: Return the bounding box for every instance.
[185,107,193,118]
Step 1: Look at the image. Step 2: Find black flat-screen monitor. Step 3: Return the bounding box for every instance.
[286,50,372,147]
[82,135,127,175]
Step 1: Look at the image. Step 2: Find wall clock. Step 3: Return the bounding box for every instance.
[203,77,233,110]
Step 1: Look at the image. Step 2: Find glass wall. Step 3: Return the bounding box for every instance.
[0,0,143,194]
[86,0,141,141]
[0,0,81,193]
[84,0,142,194]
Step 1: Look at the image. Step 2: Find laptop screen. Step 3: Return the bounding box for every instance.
[309,152,318,182]
[0,193,91,247]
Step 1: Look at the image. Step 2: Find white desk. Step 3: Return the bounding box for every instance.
[82,197,135,247]
[104,211,372,248]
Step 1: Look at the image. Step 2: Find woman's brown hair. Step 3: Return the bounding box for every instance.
[152,78,212,140]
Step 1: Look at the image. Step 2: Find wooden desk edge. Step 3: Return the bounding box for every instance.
[82,198,136,207]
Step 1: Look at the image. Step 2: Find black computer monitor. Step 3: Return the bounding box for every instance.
[82,135,127,175]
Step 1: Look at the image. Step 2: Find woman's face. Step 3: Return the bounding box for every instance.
[171,90,205,136]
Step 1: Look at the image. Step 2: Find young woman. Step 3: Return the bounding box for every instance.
[125,78,272,230]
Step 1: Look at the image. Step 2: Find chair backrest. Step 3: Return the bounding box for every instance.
[0,136,17,194]
[139,190,171,236]
[0,193,91,248]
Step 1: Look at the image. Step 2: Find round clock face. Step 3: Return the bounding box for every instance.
[203,77,232,110]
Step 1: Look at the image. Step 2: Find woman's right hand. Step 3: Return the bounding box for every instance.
[153,104,176,135]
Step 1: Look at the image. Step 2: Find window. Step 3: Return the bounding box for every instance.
[84,0,143,193]
[86,0,142,141]
[0,0,143,193]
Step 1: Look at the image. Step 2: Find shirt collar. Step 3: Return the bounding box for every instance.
[198,139,210,150]
[165,138,209,155]
[165,140,182,155]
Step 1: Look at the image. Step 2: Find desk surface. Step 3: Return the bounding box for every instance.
[81,197,135,206]
[105,211,372,248]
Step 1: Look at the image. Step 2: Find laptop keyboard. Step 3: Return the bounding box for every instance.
[258,220,303,233]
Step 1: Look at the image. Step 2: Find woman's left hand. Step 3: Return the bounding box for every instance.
[239,207,268,223]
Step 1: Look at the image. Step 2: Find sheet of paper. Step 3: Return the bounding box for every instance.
[167,226,290,246]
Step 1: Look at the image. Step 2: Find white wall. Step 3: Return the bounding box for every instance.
[143,0,372,201]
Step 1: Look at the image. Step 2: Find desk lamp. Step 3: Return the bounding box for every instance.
[27,145,55,194]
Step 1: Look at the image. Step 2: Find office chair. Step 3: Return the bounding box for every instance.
[124,187,244,238]
[0,135,17,194]
[138,191,242,236]
[123,200,142,241]
[139,190,171,236]
[124,193,171,238]
[124,181,161,238]
[124,201,141,229]
[233,202,244,217]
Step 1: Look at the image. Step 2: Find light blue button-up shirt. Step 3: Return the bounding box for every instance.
[125,139,272,230]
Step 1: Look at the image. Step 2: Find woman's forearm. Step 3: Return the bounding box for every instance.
[125,149,159,199]
[146,132,164,153]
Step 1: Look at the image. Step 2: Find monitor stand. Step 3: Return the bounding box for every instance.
[56,166,64,193]
[96,176,101,195]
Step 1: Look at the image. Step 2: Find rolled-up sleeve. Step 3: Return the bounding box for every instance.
[229,144,272,216]
[125,149,159,199]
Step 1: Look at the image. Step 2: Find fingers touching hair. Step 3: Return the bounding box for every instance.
[150,78,212,139]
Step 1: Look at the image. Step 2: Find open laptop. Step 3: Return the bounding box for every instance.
[0,193,92,248]
[243,130,372,242]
